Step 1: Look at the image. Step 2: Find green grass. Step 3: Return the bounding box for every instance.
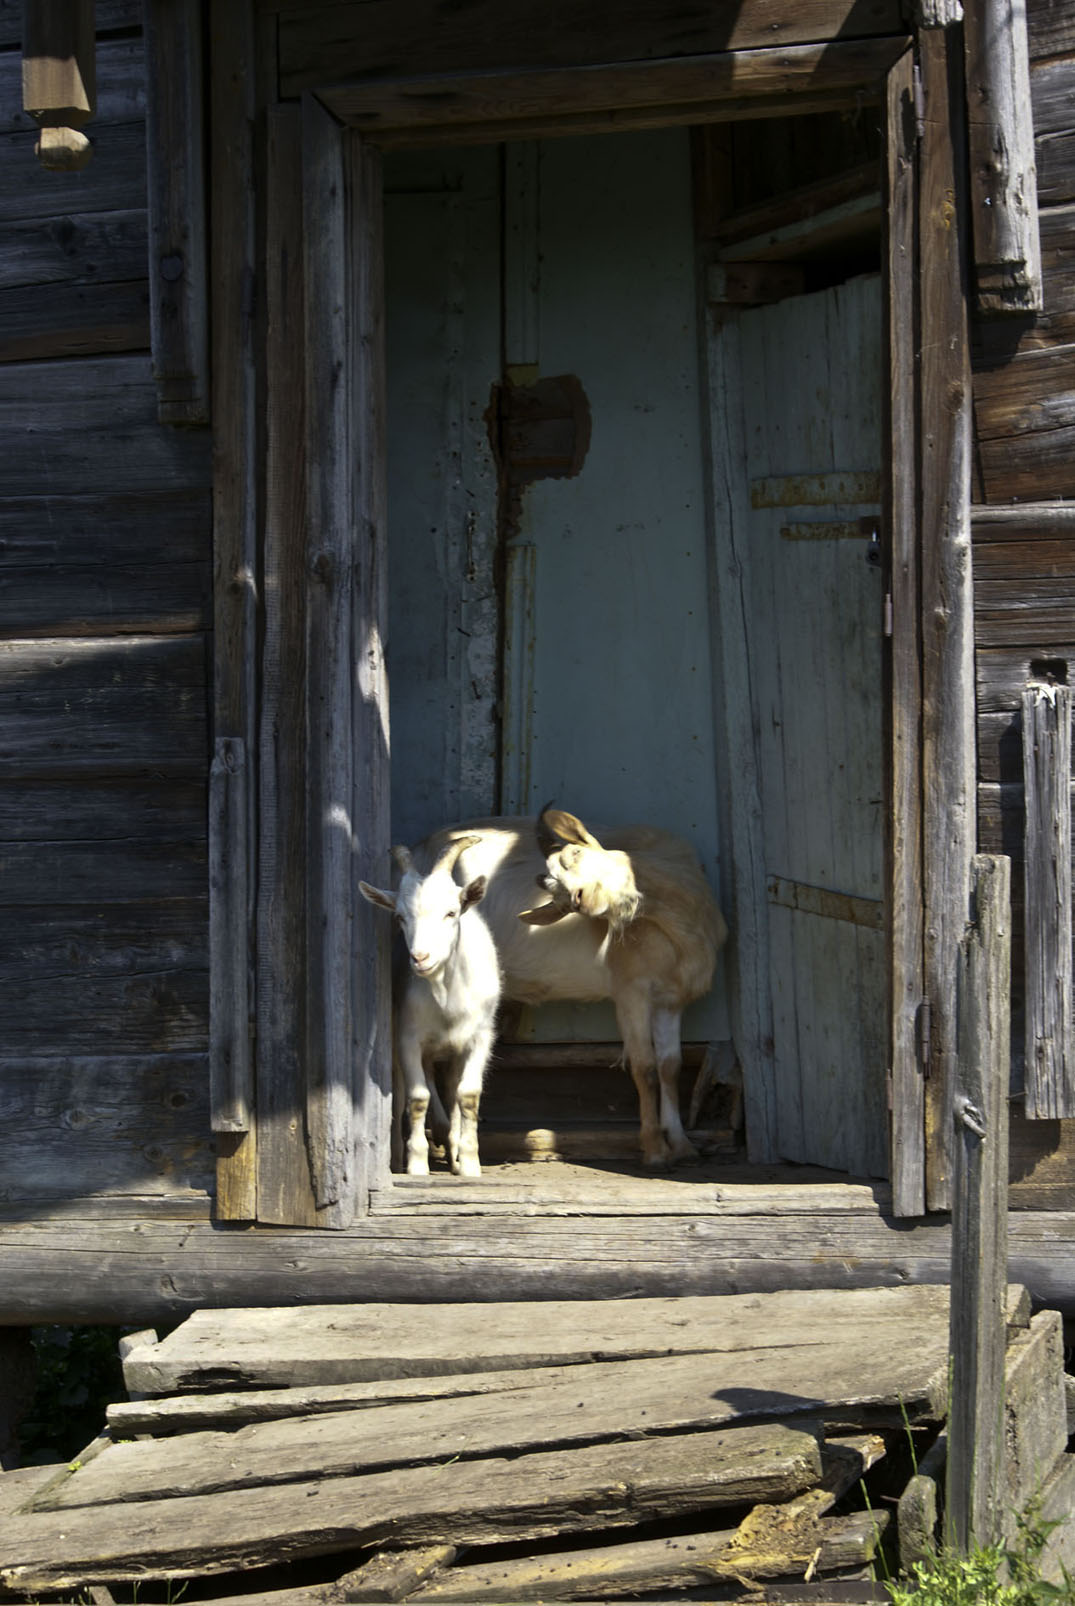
[886,1503,1075,1605]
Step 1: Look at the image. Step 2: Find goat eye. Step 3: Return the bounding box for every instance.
[444,909,457,920]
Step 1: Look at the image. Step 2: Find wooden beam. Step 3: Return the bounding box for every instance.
[918,21,976,1213]
[885,47,926,1217]
[947,854,1011,1550]
[209,0,258,1223]
[319,39,907,147]
[963,0,1043,314]
[143,0,210,423]
[280,1,906,93]
[1022,682,1075,1117]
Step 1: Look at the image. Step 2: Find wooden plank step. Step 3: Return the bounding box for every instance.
[107,1321,947,1436]
[58,1341,940,1511]
[120,1285,962,1395]
[0,1423,822,1591]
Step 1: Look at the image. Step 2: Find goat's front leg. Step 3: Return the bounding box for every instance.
[653,1006,698,1164]
[442,1029,491,1178]
[397,1029,432,1176]
[615,989,670,1169]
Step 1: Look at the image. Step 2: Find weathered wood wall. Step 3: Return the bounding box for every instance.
[0,1,214,1204]
[973,0,1075,1201]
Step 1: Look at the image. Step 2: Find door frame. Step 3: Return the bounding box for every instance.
[211,15,974,1223]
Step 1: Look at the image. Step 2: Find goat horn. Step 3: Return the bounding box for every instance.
[391,844,414,873]
[434,833,482,875]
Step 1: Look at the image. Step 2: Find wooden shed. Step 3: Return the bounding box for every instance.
[2,0,1075,1327]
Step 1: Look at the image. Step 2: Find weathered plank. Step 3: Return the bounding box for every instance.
[110,1350,895,1437]
[207,0,258,1223]
[279,1,905,92]
[0,635,206,778]
[407,1511,887,1599]
[120,1285,958,1395]
[0,357,210,495]
[0,122,147,224]
[64,1342,942,1511]
[0,1425,823,1588]
[301,96,358,1227]
[255,101,314,1227]
[0,209,147,293]
[947,854,1011,1550]
[0,279,149,363]
[1023,684,1075,1117]
[0,1054,211,1197]
[919,23,976,1213]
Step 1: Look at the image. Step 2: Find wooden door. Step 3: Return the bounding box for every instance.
[736,276,888,1178]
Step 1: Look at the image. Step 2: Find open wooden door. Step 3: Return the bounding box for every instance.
[702,47,929,1205]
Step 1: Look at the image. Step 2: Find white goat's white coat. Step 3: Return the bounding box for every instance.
[360,837,500,1177]
[419,809,728,1169]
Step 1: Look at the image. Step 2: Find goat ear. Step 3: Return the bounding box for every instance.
[518,901,569,926]
[542,808,602,850]
[359,880,396,912]
[460,874,487,911]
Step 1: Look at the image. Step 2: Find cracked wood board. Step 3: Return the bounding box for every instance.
[0,1422,821,1590]
[120,1285,962,1394]
[65,1347,942,1512]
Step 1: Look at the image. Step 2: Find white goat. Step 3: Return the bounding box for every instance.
[418,806,728,1169]
[360,835,500,1178]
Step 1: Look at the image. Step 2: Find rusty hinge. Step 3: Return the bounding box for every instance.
[917,997,932,1078]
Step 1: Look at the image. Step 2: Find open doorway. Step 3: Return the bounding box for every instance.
[381,111,889,1179]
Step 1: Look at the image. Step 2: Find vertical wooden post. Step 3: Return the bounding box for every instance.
[303,94,358,1229]
[22,0,96,170]
[963,0,1043,314]
[947,853,1011,1552]
[351,132,394,1185]
[209,0,258,1221]
[1022,682,1075,1117]
[917,18,977,1213]
[884,46,927,1216]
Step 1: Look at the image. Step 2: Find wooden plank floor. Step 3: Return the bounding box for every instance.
[0,1285,1034,1601]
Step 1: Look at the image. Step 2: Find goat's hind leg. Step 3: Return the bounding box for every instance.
[653,1006,698,1165]
[616,990,671,1170]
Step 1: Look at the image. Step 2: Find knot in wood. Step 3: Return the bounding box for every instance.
[311,550,335,584]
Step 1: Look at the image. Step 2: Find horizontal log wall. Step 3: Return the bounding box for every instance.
[972,0,1075,1201]
[0,5,214,1206]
